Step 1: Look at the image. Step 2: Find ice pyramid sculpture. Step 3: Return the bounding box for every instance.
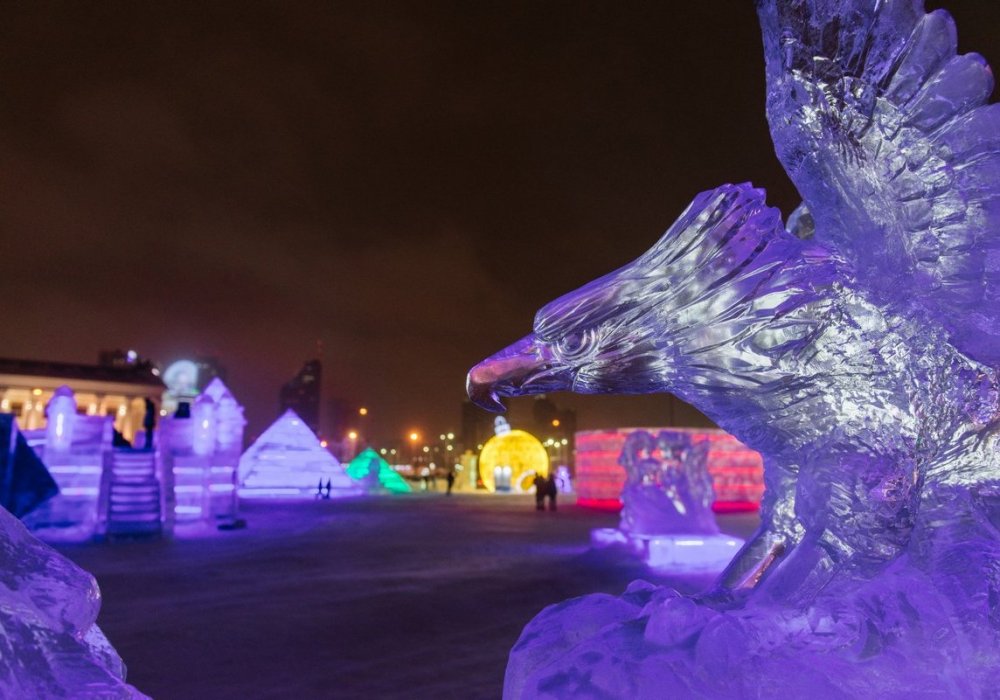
[345,448,412,494]
[468,0,1000,695]
[238,409,358,497]
[0,503,147,697]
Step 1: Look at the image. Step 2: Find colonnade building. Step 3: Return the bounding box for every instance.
[0,357,164,442]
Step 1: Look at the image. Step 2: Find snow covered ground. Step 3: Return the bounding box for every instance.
[55,494,758,699]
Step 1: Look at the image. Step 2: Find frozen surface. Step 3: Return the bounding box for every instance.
[56,496,756,699]
[469,1,1000,696]
[0,503,145,698]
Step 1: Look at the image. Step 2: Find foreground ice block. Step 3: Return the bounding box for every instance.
[468,0,1000,695]
[0,503,146,697]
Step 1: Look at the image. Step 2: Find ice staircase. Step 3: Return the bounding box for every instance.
[102,450,162,538]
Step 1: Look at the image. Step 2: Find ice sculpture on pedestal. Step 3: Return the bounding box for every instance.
[0,503,146,697]
[619,431,713,536]
[238,409,359,498]
[468,1,1000,695]
[553,465,572,494]
[592,431,742,572]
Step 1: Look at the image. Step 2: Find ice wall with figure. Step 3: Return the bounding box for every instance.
[0,502,147,697]
[239,409,358,498]
[574,428,764,512]
[469,0,1000,695]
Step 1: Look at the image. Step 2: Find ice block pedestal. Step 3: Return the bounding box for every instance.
[592,527,743,573]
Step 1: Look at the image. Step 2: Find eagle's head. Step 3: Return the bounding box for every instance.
[468,184,832,413]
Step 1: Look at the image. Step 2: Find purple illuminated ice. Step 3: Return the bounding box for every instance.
[0,503,146,697]
[468,0,1000,695]
[592,430,742,573]
[618,431,715,537]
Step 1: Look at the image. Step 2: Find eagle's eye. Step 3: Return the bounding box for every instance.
[554,329,598,361]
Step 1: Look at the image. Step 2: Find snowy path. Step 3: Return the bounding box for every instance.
[56,495,758,699]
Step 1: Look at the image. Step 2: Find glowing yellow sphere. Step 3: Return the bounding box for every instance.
[479,429,549,493]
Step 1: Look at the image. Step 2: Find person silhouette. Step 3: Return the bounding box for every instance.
[316,479,324,499]
[142,398,156,450]
[545,474,558,512]
[532,474,547,511]
[323,478,332,499]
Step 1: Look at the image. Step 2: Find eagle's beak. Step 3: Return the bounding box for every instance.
[466,334,566,412]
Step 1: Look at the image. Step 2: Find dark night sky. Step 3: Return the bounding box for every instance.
[1,1,997,442]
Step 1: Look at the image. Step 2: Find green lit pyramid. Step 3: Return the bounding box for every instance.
[346,448,411,494]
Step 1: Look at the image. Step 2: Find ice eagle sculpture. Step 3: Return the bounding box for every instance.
[467,0,1000,696]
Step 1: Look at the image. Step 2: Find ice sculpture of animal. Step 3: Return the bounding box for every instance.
[618,431,716,537]
[468,0,1000,695]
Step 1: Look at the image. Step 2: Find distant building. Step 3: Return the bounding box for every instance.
[279,359,322,434]
[0,356,163,442]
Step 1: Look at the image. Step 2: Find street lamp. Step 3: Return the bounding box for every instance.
[408,431,420,462]
[345,430,359,460]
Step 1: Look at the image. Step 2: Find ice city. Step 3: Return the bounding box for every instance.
[0,0,998,697]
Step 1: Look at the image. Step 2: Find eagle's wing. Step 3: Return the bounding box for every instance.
[758,0,1000,364]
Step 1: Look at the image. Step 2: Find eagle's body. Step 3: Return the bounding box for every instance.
[469,0,1000,695]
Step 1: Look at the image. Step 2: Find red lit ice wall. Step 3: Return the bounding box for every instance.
[575,428,764,512]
